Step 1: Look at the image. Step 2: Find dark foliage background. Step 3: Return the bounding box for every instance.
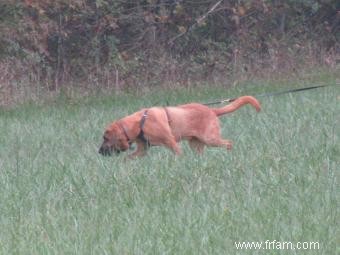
[0,0,339,104]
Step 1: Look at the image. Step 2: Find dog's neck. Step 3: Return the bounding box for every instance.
[119,113,144,142]
[117,122,131,142]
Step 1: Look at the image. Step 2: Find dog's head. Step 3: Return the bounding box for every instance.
[98,122,130,156]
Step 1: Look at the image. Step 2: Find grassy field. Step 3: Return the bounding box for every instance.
[0,76,339,254]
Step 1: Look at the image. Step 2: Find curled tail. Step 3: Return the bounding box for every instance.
[213,96,261,116]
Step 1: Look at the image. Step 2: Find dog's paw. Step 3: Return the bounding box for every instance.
[226,141,233,150]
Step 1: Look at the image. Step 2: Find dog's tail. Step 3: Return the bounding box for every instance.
[212,96,261,116]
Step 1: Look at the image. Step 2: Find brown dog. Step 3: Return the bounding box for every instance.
[99,96,261,158]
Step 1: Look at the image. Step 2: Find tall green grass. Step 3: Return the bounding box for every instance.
[0,78,339,254]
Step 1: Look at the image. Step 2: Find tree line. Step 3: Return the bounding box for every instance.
[0,0,339,93]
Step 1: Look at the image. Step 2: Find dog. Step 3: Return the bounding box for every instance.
[99,96,261,158]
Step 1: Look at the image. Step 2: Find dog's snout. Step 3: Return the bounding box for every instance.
[98,147,103,154]
[99,146,112,156]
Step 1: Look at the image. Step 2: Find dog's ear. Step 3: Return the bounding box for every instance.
[102,124,120,145]
[107,123,130,151]
[117,136,130,151]
[105,123,119,136]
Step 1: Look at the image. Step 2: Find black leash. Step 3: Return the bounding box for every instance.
[203,83,339,106]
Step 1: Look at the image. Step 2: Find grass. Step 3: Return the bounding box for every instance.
[0,76,339,254]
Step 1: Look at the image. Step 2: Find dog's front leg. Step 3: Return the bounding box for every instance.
[128,140,148,159]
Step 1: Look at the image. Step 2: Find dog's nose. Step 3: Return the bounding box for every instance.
[99,147,107,155]
[99,146,113,156]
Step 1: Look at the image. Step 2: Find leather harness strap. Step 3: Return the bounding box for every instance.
[137,108,172,146]
[137,110,150,146]
[163,107,172,124]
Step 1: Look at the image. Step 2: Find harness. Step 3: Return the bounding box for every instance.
[137,110,150,146]
[137,108,172,146]
[163,107,172,124]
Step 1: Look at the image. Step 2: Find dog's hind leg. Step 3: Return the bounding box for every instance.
[197,118,233,151]
[203,138,233,150]
[199,126,233,150]
[188,138,205,154]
